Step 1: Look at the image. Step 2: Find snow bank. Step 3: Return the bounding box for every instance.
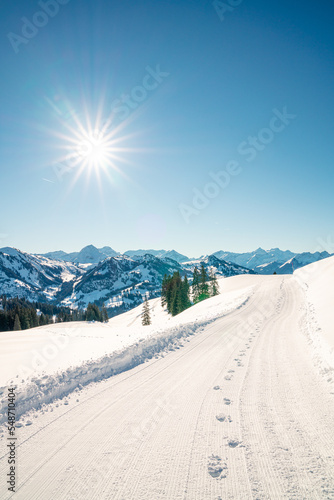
[0,276,257,423]
[294,255,334,377]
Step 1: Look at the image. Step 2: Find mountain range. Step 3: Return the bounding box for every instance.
[0,247,253,315]
[211,247,332,274]
[0,245,331,315]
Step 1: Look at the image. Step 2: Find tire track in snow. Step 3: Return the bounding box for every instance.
[240,277,334,499]
[0,294,259,499]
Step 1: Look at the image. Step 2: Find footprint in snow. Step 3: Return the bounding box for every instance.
[213,385,221,390]
[224,375,232,381]
[224,398,232,405]
[227,438,242,448]
[216,414,232,423]
[207,454,228,479]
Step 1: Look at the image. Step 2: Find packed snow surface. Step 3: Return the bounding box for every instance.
[0,265,333,499]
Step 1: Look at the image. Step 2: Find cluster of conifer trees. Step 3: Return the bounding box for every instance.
[0,296,110,332]
[85,302,109,322]
[0,296,85,332]
[192,265,219,303]
[161,265,219,317]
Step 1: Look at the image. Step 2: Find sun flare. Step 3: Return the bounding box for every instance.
[46,94,149,194]
[76,131,109,168]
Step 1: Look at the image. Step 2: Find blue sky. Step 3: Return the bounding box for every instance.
[1,0,334,257]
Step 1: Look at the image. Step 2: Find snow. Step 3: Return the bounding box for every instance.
[0,268,333,499]
[0,276,256,423]
[294,255,334,376]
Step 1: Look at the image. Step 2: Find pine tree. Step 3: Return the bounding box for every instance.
[39,313,46,327]
[161,274,168,307]
[192,267,201,303]
[209,268,219,297]
[102,304,109,322]
[141,297,151,325]
[20,310,31,330]
[170,286,181,316]
[196,264,210,302]
[13,314,21,331]
[86,303,102,322]
[180,275,191,310]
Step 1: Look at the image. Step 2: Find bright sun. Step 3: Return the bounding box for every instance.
[77,132,108,167]
[48,98,143,191]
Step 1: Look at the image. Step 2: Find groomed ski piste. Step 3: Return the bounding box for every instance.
[0,257,333,499]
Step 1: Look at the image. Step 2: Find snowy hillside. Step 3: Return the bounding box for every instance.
[183,254,255,277]
[0,247,82,302]
[0,264,333,499]
[124,248,190,263]
[294,255,334,367]
[0,275,257,420]
[41,245,119,264]
[213,247,332,274]
[0,248,255,315]
[60,253,184,311]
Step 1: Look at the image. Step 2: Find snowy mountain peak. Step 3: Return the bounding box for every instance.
[0,246,22,257]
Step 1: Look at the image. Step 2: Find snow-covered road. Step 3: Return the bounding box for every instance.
[1,275,333,499]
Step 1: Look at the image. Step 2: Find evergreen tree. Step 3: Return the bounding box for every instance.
[209,268,219,297]
[161,274,168,307]
[13,314,21,331]
[20,310,31,330]
[102,304,109,322]
[161,272,191,316]
[171,287,181,316]
[141,297,151,326]
[0,296,84,331]
[180,275,191,310]
[197,264,210,302]
[86,303,102,322]
[192,266,201,303]
[39,313,46,327]
[29,308,38,328]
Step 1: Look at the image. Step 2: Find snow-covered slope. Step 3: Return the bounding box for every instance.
[0,274,258,416]
[0,247,82,301]
[278,251,331,274]
[294,255,334,359]
[61,253,184,311]
[212,247,295,270]
[183,254,255,277]
[0,248,255,316]
[41,245,119,264]
[0,270,333,499]
[125,248,190,263]
[213,247,332,274]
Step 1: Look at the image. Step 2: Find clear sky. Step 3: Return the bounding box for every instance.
[1,0,334,257]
